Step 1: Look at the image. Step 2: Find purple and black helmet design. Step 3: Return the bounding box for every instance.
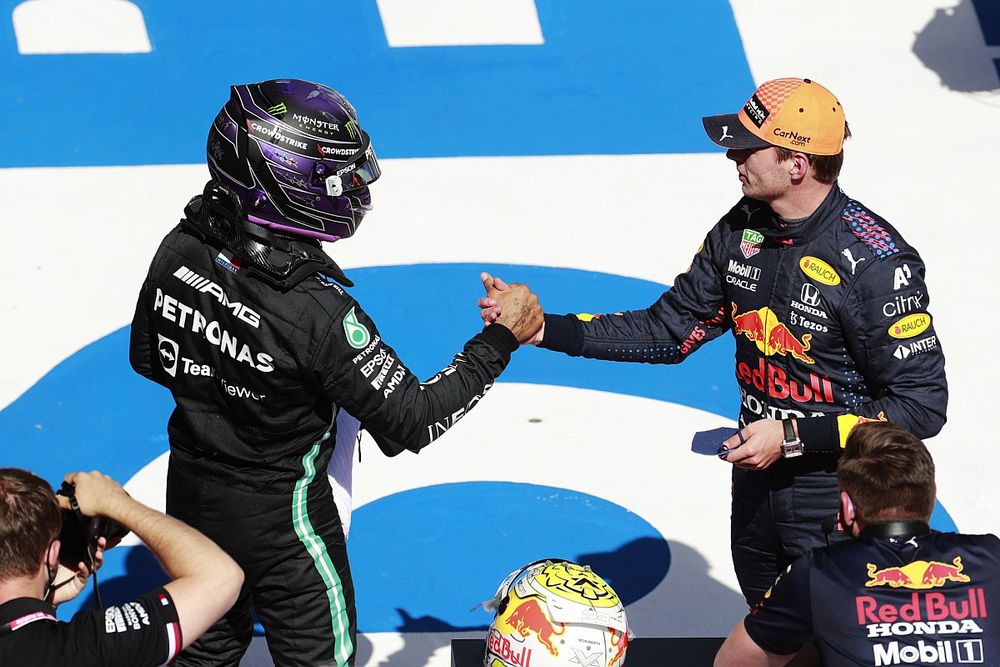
[207,79,381,242]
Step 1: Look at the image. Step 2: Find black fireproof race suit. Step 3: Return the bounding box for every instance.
[129,201,519,666]
[744,525,1000,666]
[539,184,947,605]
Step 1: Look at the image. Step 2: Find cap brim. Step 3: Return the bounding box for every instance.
[702,113,772,150]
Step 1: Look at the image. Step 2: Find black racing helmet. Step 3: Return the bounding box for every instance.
[207,79,381,242]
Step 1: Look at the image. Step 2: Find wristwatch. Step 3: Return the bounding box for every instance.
[780,418,804,458]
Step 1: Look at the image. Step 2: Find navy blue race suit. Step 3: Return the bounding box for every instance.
[744,527,1000,666]
[129,198,519,666]
[539,184,948,605]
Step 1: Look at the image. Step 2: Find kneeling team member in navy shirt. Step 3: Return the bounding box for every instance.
[715,422,1000,667]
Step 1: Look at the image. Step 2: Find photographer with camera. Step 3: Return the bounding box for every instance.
[0,468,244,666]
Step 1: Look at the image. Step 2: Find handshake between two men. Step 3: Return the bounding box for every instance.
[480,272,545,345]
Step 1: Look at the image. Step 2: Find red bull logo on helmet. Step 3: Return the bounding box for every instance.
[866,557,971,591]
[731,304,815,364]
[497,597,565,657]
[487,628,535,666]
[608,627,628,667]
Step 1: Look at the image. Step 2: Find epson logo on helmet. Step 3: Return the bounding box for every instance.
[335,162,357,177]
[173,266,262,328]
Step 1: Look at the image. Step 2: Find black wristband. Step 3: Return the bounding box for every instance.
[477,323,519,358]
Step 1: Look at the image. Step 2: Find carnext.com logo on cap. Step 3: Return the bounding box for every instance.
[744,94,769,128]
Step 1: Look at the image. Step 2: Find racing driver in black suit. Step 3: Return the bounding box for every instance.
[129,78,542,666]
[480,77,948,606]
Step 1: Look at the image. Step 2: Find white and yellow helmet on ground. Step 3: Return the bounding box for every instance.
[482,559,630,667]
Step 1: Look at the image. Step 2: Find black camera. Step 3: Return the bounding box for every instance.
[56,482,130,567]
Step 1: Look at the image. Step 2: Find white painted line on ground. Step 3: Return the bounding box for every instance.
[13,0,151,54]
[376,0,543,47]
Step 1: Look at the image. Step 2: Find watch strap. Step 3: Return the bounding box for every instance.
[782,418,796,442]
[780,418,804,458]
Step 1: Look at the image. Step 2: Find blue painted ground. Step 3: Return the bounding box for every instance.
[0,0,751,166]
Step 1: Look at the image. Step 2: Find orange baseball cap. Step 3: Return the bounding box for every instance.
[702,78,846,156]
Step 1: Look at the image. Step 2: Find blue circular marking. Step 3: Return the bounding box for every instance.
[349,482,670,632]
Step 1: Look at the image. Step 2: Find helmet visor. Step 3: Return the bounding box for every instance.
[316,130,381,192]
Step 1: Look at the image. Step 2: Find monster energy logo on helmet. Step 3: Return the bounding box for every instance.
[342,307,371,349]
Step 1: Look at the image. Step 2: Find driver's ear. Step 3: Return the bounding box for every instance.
[47,539,61,571]
[789,152,811,180]
[840,491,858,535]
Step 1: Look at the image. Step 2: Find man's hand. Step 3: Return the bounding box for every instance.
[48,537,107,606]
[480,272,545,345]
[478,273,503,325]
[719,420,784,470]
[61,469,244,651]
[60,470,132,520]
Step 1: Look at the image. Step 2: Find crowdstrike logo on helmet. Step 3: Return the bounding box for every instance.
[317,144,358,158]
[246,119,309,152]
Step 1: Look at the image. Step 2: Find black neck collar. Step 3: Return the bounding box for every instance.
[760,182,847,243]
[860,521,931,540]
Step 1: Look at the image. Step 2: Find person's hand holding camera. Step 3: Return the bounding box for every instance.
[59,470,132,523]
[47,536,107,606]
[47,471,130,606]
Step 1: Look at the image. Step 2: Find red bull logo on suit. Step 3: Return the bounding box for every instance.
[731,303,815,364]
[865,557,971,591]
